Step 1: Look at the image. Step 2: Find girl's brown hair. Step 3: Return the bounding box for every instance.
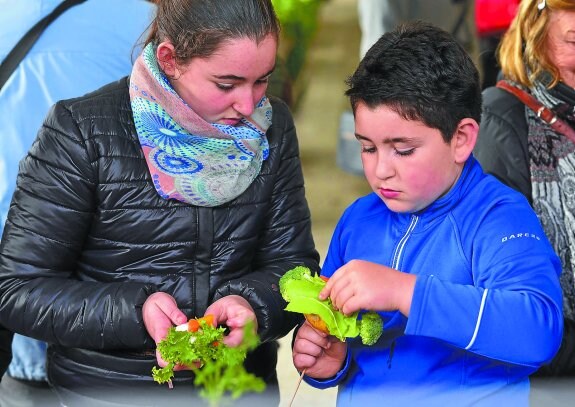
[145,0,280,65]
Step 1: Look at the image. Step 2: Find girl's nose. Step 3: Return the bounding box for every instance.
[232,88,256,117]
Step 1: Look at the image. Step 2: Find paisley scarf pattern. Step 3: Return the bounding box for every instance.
[528,76,575,319]
[129,43,271,207]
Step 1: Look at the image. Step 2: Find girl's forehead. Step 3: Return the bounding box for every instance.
[195,36,277,70]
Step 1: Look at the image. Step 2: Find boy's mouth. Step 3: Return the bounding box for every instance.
[379,188,400,199]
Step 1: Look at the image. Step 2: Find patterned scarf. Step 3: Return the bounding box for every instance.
[528,75,575,319]
[129,43,271,207]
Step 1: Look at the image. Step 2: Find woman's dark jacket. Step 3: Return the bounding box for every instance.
[475,85,575,376]
[0,324,12,379]
[0,77,319,394]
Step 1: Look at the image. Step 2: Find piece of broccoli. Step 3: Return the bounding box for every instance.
[359,312,383,345]
[279,265,325,302]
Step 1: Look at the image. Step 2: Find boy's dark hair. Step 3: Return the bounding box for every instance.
[346,21,482,142]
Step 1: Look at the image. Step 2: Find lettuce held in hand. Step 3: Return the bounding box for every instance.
[152,317,264,406]
[279,266,383,345]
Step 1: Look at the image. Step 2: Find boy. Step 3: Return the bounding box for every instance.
[292,21,563,406]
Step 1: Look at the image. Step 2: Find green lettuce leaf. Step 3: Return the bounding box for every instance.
[279,266,360,341]
[152,319,264,406]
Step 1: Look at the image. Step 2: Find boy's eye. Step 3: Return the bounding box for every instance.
[361,145,376,154]
[395,148,415,157]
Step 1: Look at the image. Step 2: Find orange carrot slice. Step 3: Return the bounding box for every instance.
[304,313,330,334]
[188,319,201,332]
[187,314,216,332]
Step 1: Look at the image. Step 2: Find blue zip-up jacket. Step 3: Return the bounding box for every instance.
[305,156,563,406]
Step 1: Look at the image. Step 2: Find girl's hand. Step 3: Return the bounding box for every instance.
[142,291,188,368]
[292,321,347,379]
[205,295,257,347]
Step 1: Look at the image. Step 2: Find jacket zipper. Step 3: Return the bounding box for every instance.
[388,214,418,369]
[391,215,418,270]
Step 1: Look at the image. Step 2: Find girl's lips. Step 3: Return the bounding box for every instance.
[220,118,241,126]
[379,188,400,199]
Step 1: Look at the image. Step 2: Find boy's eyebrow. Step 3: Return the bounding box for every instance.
[213,66,276,81]
[355,133,417,144]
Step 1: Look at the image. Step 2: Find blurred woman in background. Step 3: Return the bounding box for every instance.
[475,0,575,377]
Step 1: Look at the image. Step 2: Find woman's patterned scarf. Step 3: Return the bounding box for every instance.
[528,74,575,319]
[129,43,271,207]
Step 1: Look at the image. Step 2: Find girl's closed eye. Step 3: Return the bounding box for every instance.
[256,76,270,85]
[216,83,234,91]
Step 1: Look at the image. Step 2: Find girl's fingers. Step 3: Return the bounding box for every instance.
[222,326,245,347]
[154,296,187,325]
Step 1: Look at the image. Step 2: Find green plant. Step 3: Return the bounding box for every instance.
[272,0,324,82]
[152,319,264,407]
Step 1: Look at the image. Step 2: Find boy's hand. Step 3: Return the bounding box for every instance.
[293,321,347,379]
[205,295,257,347]
[319,259,416,317]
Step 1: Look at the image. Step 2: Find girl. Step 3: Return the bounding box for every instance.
[0,0,319,405]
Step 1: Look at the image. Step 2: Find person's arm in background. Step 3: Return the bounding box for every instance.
[212,98,320,343]
[474,86,531,200]
[536,319,575,376]
[0,324,13,379]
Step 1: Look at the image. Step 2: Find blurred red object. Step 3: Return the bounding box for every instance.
[475,0,520,36]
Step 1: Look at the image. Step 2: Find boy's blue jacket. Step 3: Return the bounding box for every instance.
[306,156,563,406]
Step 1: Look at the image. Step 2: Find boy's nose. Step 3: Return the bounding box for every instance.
[375,157,395,179]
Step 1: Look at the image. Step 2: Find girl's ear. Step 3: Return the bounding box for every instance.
[451,118,479,164]
[156,41,178,78]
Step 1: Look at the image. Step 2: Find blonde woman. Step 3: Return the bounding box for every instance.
[475,0,575,376]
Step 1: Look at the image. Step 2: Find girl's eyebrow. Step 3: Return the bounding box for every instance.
[213,67,276,81]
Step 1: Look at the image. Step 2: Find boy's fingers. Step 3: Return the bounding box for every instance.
[293,353,317,370]
[332,284,355,313]
[319,281,332,300]
[320,266,347,300]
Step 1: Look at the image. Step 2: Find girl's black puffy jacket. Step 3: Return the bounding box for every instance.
[0,78,319,393]
[0,324,11,378]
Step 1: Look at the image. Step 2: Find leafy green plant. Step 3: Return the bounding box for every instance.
[272,0,324,81]
[152,319,264,407]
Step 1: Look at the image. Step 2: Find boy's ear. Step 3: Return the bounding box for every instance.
[156,41,179,78]
[451,118,479,164]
